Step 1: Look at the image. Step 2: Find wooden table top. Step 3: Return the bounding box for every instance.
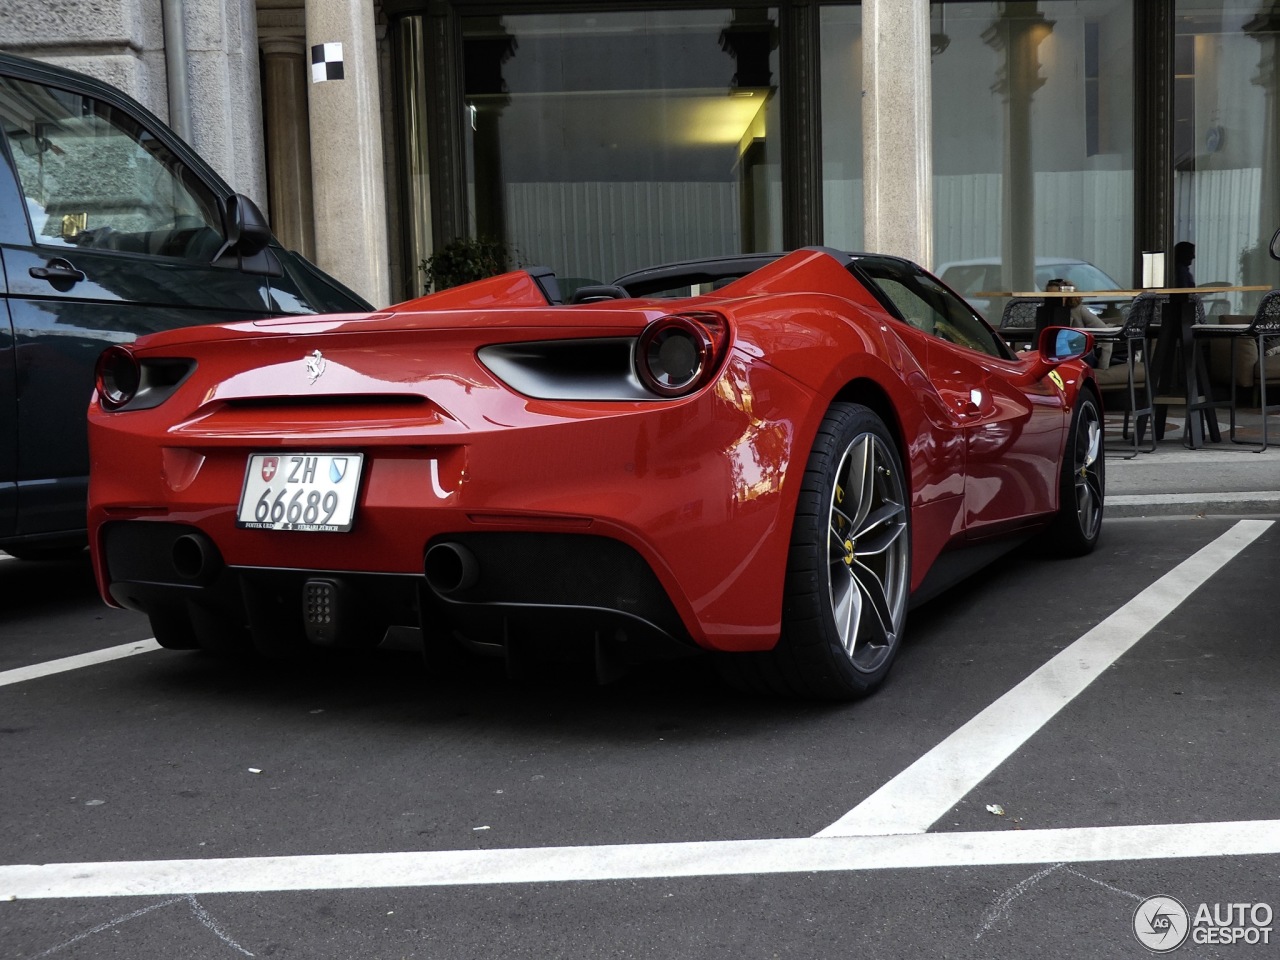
[973,285,1270,298]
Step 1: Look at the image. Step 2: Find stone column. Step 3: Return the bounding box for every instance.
[260,36,317,261]
[862,0,934,268]
[304,0,390,307]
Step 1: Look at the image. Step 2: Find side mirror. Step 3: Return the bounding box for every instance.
[1040,326,1090,362]
[1013,326,1092,385]
[1270,226,1280,262]
[213,193,273,261]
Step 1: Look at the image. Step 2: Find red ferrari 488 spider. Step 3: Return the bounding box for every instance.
[87,248,1103,699]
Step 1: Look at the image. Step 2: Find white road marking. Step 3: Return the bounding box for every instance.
[4,818,1280,900]
[2,522,1275,903]
[815,519,1273,837]
[0,640,160,688]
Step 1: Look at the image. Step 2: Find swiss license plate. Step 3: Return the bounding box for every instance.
[236,453,364,532]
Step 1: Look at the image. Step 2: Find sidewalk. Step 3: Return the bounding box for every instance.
[1105,405,1280,518]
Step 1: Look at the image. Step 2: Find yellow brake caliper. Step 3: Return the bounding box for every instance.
[836,483,854,566]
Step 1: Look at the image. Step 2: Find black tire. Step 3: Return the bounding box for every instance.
[1044,390,1105,555]
[720,402,912,700]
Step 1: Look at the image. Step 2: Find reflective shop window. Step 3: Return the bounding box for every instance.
[819,4,864,252]
[462,10,781,289]
[930,1,1135,318]
[0,75,222,260]
[1174,1,1280,313]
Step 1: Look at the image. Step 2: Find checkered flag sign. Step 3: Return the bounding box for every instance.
[311,42,345,83]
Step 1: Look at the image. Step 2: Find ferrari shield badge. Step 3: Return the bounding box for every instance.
[1048,370,1065,392]
[305,349,327,384]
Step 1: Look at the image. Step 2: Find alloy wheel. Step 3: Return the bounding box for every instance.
[826,432,910,674]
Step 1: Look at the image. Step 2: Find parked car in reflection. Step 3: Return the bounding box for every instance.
[936,256,1128,322]
[0,53,370,561]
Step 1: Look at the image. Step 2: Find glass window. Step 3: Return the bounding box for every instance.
[855,255,1009,358]
[0,75,222,260]
[820,4,863,252]
[462,10,780,287]
[930,2,1134,320]
[1173,1,1280,312]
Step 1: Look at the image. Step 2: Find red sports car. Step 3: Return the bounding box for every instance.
[87,248,1103,699]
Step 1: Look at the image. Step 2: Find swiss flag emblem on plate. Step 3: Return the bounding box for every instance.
[261,456,279,482]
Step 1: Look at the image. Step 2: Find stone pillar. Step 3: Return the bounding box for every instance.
[183,0,269,204]
[260,36,317,260]
[862,0,934,268]
[304,0,390,307]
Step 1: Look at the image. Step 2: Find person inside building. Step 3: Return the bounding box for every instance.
[1045,277,1113,368]
[1174,241,1196,288]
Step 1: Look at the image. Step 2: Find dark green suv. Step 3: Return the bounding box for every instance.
[0,53,371,560]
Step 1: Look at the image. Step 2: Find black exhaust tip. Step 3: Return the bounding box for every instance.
[424,542,479,596]
[172,533,216,581]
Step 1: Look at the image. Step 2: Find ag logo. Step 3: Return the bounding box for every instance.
[1134,895,1190,953]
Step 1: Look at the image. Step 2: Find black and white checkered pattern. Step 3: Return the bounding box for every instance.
[311,42,345,83]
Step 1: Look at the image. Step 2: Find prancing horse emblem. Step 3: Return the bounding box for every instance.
[305,349,327,384]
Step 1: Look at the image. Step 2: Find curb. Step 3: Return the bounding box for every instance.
[1107,491,1280,518]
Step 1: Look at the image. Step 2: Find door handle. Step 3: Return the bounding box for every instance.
[29,258,86,284]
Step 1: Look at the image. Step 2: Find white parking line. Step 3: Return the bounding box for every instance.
[4,818,1280,900]
[815,518,1273,837]
[0,640,160,688]
[1,521,1274,902]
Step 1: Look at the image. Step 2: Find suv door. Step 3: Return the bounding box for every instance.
[0,67,280,548]
[0,169,16,542]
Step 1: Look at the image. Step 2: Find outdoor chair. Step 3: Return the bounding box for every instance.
[1093,293,1160,458]
[1191,289,1280,452]
[998,297,1042,351]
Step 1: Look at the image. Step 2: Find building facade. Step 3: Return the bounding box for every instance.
[3,0,1278,311]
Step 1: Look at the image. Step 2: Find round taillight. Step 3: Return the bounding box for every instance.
[636,314,726,397]
[95,345,140,410]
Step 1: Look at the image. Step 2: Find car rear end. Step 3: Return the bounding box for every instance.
[87,286,817,666]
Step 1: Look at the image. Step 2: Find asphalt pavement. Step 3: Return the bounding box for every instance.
[1105,405,1279,517]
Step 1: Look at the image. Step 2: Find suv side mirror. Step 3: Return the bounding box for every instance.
[213,193,273,261]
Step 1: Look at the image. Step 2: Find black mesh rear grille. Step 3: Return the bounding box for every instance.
[435,532,687,638]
